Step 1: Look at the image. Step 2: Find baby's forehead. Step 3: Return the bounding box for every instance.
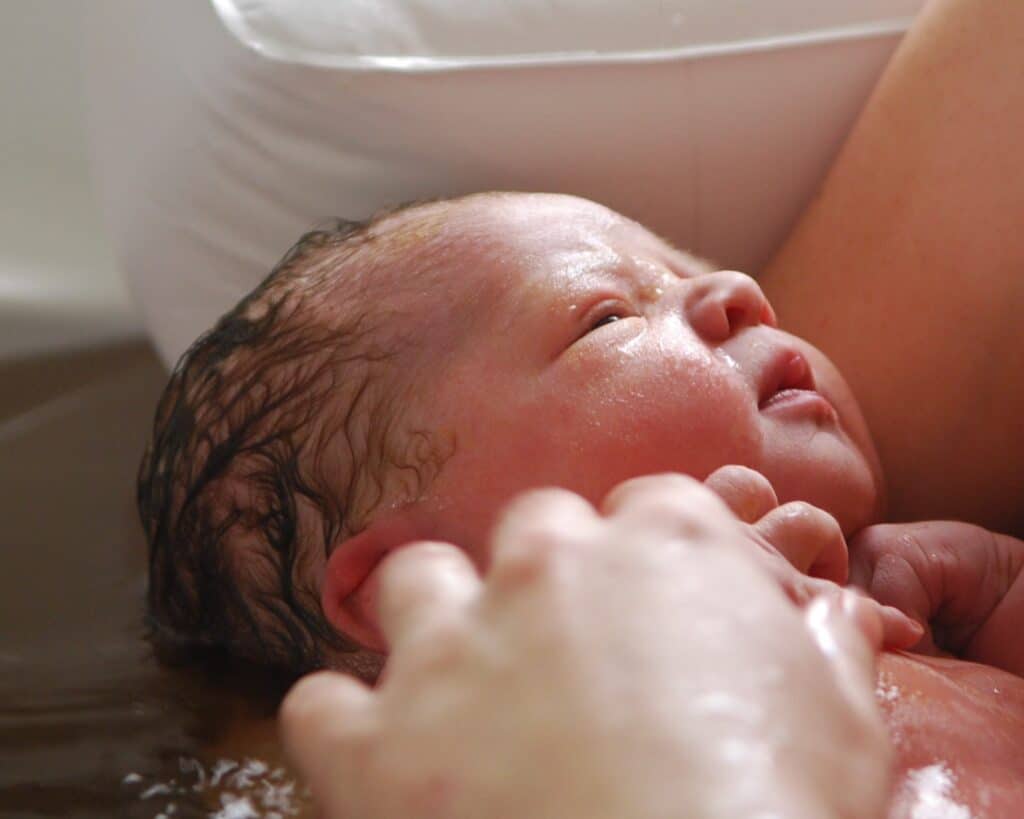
[382,193,699,296]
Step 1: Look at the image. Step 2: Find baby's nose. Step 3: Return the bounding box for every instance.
[684,270,776,342]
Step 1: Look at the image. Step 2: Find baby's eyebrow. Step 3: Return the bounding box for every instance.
[675,250,717,277]
[628,224,717,278]
[654,238,717,278]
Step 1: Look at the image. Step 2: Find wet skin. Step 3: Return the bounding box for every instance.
[388,193,882,564]
[878,653,1024,817]
[313,193,1023,815]
[213,654,1024,818]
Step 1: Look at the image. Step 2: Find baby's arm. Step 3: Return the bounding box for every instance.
[850,522,1024,675]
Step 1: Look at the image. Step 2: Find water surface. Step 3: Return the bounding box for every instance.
[0,343,305,818]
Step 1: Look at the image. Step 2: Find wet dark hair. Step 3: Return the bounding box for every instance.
[138,200,448,678]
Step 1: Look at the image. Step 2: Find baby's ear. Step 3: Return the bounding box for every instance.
[321,513,430,653]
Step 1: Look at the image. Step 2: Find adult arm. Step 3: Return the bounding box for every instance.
[281,475,892,819]
[761,0,1024,535]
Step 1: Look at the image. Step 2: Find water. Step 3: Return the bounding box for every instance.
[0,343,306,818]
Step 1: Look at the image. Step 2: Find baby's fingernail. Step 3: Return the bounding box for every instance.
[885,604,924,634]
[905,620,925,643]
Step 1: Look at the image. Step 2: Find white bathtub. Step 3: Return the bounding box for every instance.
[0,3,141,363]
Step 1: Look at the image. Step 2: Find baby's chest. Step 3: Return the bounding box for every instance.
[878,653,1024,818]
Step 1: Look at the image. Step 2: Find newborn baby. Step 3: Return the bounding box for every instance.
[140,192,1024,814]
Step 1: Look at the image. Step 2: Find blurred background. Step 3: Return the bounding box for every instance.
[0,7,205,818]
[1,3,140,359]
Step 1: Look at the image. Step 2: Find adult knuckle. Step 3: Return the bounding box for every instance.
[507,484,586,524]
[617,473,729,523]
[498,489,593,539]
[491,492,595,587]
[424,613,469,647]
[650,471,709,499]
[609,472,704,505]
[409,616,470,673]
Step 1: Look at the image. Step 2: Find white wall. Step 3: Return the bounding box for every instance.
[0,3,141,360]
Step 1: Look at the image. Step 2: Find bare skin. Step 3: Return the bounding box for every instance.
[285,476,896,819]
[762,0,1024,535]
[880,652,1024,817]
[210,647,1024,818]
[298,193,1022,817]
[216,2,1024,806]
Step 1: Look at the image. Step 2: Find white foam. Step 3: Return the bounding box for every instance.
[212,795,259,819]
[121,755,306,817]
[875,681,901,704]
[906,764,972,819]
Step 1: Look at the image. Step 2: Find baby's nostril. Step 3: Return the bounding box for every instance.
[725,306,747,331]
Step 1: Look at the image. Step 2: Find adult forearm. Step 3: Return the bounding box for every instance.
[762,0,1024,534]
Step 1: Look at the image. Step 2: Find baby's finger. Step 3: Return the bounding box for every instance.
[703,465,779,524]
[279,670,375,810]
[877,600,927,651]
[377,542,481,651]
[755,501,848,584]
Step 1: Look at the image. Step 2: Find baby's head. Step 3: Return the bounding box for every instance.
[139,192,882,678]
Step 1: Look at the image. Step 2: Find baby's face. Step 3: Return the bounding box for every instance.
[392,194,882,564]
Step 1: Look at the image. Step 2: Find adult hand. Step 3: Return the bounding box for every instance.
[281,474,893,819]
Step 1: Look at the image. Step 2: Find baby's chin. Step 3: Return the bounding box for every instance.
[764,342,885,532]
[758,449,882,535]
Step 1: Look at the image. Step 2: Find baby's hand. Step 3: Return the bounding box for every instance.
[704,465,922,650]
[850,521,1024,675]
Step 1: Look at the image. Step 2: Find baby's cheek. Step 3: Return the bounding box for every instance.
[582,348,761,479]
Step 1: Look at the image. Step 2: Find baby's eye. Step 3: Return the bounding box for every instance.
[571,301,635,347]
[590,314,623,331]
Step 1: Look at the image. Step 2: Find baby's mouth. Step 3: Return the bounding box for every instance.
[757,349,832,417]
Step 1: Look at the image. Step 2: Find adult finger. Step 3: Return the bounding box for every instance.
[600,473,732,533]
[488,487,598,587]
[279,670,375,808]
[804,591,883,724]
[804,591,894,819]
[798,577,924,651]
[377,541,480,651]
[703,465,778,523]
[755,502,849,584]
